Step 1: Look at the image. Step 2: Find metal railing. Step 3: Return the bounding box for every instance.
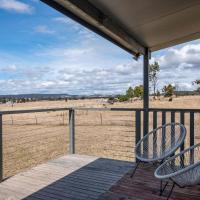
[0,107,199,182]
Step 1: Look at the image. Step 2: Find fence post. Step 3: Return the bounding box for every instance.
[69,109,75,154]
[0,114,3,182]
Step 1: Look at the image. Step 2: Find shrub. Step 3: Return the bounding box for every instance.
[163,84,174,97]
[118,95,129,102]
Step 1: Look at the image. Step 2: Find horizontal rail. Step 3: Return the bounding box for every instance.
[0,107,200,115]
[73,107,144,111]
[72,107,200,112]
[148,108,200,112]
[0,108,70,115]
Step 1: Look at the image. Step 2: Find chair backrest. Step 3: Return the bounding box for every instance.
[136,123,186,162]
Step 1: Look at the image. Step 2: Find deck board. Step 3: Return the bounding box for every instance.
[0,154,133,200]
[100,165,200,200]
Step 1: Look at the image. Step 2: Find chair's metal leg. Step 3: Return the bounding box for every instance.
[167,182,175,200]
[130,161,140,178]
[160,181,168,196]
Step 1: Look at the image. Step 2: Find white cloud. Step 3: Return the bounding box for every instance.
[39,47,93,58]
[1,64,17,72]
[34,25,55,34]
[53,16,80,30]
[0,33,199,95]
[53,17,71,24]
[156,42,200,70]
[0,0,33,13]
[150,40,200,91]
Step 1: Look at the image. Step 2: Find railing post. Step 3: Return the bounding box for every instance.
[161,111,166,153]
[171,112,175,148]
[190,112,194,164]
[0,114,3,182]
[153,111,157,157]
[180,112,185,151]
[135,110,141,162]
[69,109,75,154]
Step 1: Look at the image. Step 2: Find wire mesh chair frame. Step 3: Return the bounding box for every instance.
[131,122,186,196]
[154,143,200,199]
[135,123,186,163]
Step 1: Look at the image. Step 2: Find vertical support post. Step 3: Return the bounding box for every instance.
[171,112,175,148]
[153,111,157,157]
[162,111,166,153]
[143,48,150,136]
[180,112,185,151]
[171,112,175,166]
[135,110,141,162]
[190,112,194,164]
[143,48,150,155]
[69,109,75,154]
[0,114,3,182]
[135,111,141,144]
[190,112,194,147]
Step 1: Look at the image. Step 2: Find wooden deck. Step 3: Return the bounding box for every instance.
[0,154,133,200]
[100,164,200,200]
[0,155,199,200]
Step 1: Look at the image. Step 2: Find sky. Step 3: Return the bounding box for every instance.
[0,0,199,95]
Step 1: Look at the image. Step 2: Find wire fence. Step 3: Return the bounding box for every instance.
[0,107,200,180]
[75,110,135,161]
[3,110,69,178]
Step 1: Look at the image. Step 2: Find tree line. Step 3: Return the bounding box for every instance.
[117,61,200,102]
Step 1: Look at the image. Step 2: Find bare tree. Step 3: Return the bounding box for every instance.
[149,61,160,98]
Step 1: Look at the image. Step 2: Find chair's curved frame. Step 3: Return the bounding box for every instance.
[135,123,186,162]
[155,143,200,179]
[154,143,200,199]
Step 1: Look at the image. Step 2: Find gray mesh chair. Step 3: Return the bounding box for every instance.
[155,143,200,199]
[131,123,186,194]
[131,123,186,176]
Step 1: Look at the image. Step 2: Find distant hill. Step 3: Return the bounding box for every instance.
[174,91,199,96]
[0,94,70,100]
[0,93,118,101]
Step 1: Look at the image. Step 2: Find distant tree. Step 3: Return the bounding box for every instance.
[192,80,200,93]
[149,61,160,98]
[156,90,161,98]
[174,83,181,97]
[21,98,26,103]
[133,85,144,98]
[118,95,129,102]
[126,87,134,98]
[107,97,115,104]
[162,84,175,97]
[0,98,6,104]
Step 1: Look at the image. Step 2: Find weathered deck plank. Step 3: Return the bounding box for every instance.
[0,154,133,200]
[100,165,200,200]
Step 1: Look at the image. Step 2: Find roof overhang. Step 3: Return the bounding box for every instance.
[41,0,200,58]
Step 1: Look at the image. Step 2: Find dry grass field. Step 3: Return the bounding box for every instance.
[1,95,200,178]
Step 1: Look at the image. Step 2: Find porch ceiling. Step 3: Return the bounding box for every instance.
[41,0,200,57]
